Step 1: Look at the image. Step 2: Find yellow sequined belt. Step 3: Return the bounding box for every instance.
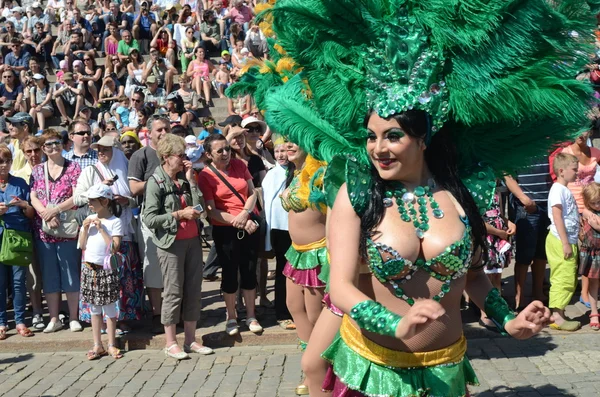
[340,315,466,368]
[292,237,327,252]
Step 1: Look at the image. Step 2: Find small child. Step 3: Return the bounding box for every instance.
[114,96,130,129]
[215,61,231,98]
[56,59,69,82]
[579,182,600,330]
[479,190,516,329]
[547,152,581,331]
[79,184,124,360]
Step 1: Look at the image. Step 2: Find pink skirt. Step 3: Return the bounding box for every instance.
[323,293,343,317]
[323,367,472,397]
[323,368,366,397]
[283,262,326,288]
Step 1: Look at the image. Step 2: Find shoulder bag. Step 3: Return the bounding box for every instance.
[42,162,79,239]
[208,164,265,239]
[0,219,33,266]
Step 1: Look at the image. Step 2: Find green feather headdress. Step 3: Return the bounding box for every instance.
[230,0,597,210]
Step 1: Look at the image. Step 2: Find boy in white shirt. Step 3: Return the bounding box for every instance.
[547,152,580,331]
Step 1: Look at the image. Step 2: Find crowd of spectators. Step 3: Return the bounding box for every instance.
[0,0,288,360]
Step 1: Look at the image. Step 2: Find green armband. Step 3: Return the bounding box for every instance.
[484,288,516,336]
[349,300,401,337]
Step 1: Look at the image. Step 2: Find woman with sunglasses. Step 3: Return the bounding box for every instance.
[143,133,213,359]
[180,27,199,73]
[30,130,82,333]
[78,55,103,106]
[12,136,44,330]
[186,46,215,104]
[198,133,264,337]
[73,135,144,335]
[125,48,146,97]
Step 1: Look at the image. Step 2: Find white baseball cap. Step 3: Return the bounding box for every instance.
[84,184,113,200]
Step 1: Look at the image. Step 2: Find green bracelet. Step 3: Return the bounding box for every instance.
[484,288,516,336]
[349,300,402,337]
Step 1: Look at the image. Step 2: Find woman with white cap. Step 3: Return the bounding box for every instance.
[28,74,53,132]
[78,183,124,360]
[73,136,144,333]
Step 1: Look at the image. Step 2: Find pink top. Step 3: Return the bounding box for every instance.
[31,160,82,242]
[229,6,252,24]
[192,60,210,79]
[562,145,600,213]
[106,38,118,55]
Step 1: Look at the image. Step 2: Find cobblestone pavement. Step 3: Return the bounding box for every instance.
[2,333,600,397]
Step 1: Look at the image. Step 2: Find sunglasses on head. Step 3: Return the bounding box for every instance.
[216,146,231,154]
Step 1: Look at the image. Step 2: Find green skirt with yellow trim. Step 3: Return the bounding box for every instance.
[322,316,479,397]
[283,237,330,288]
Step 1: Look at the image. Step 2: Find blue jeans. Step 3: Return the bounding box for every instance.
[37,240,81,294]
[0,264,26,326]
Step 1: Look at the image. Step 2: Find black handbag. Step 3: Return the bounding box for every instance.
[207,164,266,234]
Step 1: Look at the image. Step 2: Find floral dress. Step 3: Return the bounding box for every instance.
[30,160,81,243]
[579,212,600,279]
[483,193,512,274]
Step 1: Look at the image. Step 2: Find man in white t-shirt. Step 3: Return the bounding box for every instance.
[547,152,580,331]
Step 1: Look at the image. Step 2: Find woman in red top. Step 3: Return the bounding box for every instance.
[198,134,264,336]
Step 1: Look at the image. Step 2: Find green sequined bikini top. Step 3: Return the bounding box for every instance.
[366,216,473,305]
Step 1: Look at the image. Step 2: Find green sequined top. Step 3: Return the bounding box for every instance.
[323,154,479,306]
[366,217,473,305]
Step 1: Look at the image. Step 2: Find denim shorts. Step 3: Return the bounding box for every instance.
[512,202,550,265]
[37,240,81,294]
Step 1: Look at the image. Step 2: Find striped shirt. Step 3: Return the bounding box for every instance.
[515,157,552,207]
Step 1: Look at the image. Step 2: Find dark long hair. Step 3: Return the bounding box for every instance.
[359,110,487,261]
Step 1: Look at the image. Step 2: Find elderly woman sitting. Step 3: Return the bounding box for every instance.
[142,134,213,360]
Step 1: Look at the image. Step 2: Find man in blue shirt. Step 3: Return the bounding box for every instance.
[70,7,93,44]
[132,2,157,44]
[3,39,31,74]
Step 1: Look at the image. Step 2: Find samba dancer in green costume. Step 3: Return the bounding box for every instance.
[234,0,598,395]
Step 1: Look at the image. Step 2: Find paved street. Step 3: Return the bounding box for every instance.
[2,332,600,396]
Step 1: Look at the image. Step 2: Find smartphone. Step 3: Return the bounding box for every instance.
[193,204,203,212]
[112,174,119,182]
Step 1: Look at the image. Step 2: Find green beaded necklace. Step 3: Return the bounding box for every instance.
[383,180,444,239]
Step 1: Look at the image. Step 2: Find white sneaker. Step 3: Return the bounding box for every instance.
[43,321,63,333]
[69,320,83,332]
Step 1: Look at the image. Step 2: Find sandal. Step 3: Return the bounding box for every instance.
[590,314,600,331]
[16,326,34,338]
[278,319,296,330]
[107,344,123,359]
[0,327,6,340]
[87,344,107,361]
[580,296,592,309]
[549,320,581,332]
